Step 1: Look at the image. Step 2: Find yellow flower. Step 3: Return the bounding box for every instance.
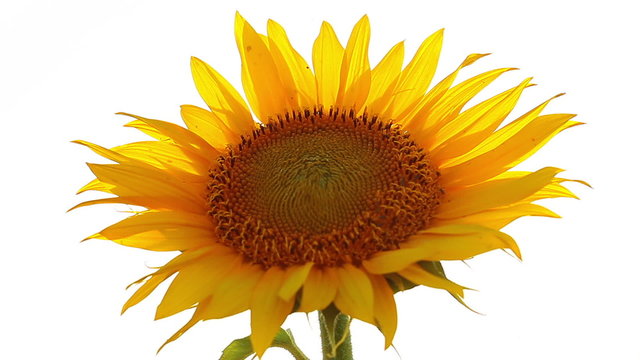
[75,13,582,357]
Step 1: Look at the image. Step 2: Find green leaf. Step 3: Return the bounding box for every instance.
[384,273,417,293]
[220,328,310,360]
[419,260,446,277]
[219,335,253,360]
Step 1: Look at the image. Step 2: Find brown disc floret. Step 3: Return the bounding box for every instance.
[207,108,442,267]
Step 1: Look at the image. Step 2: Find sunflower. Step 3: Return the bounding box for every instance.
[75,13,581,358]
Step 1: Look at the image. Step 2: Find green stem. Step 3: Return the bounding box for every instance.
[318,307,353,360]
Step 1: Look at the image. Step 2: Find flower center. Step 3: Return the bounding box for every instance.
[207,108,442,267]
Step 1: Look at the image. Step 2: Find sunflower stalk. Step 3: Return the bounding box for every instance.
[319,307,353,360]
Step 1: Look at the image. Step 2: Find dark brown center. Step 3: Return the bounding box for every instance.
[207,108,442,267]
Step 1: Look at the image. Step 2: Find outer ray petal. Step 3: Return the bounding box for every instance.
[278,262,314,301]
[234,14,260,119]
[368,274,397,349]
[366,41,404,115]
[399,53,490,129]
[86,163,206,213]
[363,224,520,274]
[430,78,533,162]
[432,203,560,230]
[298,266,338,313]
[120,113,220,162]
[76,139,206,185]
[190,56,255,135]
[267,19,317,108]
[313,21,344,109]
[437,93,565,168]
[443,94,569,167]
[76,178,115,194]
[335,15,371,113]
[491,172,585,202]
[180,105,237,150]
[412,67,517,148]
[334,264,374,324]
[385,29,443,118]
[73,140,147,167]
[122,247,216,314]
[235,13,290,120]
[250,267,296,358]
[440,115,577,187]
[202,261,264,319]
[70,194,207,214]
[155,251,241,319]
[524,181,581,202]
[69,197,143,212]
[86,211,215,251]
[158,298,211,353]
[112,141,210,175]
[437,167,563,218]
[265,29,299,112]
[397,264,466,297]
[74,140,207,183]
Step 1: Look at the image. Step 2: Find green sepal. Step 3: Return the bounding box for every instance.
[385,261,471,306]
[384,260,445,293]
[220,328,310,360]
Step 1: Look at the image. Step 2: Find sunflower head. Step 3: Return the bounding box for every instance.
[75,13,582,358]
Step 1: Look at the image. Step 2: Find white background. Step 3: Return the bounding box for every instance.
[1,0,638,359]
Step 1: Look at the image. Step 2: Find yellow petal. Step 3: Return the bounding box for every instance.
[73,140,144,166]
[386,29,443,118]
[250,267,295,358]
[76,139,206,182]
[278,262,314,301]
[190,56,255,135]
[70,194,207,214]
[122,247,215,314]
[335,15,371,113]
[400,53,490,130]
[363,224,520,273]
[413,67,517,148]
[437,167,563,218]
[440,115,577,187]
[112,140,210,175]
[202,261,264,319]
[312,21,344,109]
[267,19,317,108]
[155,251,241,319]
[235,12,290,120]
[524,181,580,202]
[397,264,466,297]
[86,210,215,251]
[75,140,205,188]
[234,14,259,119]
[432,203,560,230]
[368,274,397,349]
[430,78,533,162]
[490,172,584,202]
[76,178,115,194]
[180,105,237,150]
[334,264,374,324]
[298,266,338,313]
[69,196,144,212]
[122,120,167,141]
[120,113,220,162]
[158,298,211,353]
[366,41,404,115]
[442,93,567,167]
[86,163,205,213]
